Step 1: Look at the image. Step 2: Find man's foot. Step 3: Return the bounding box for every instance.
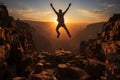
[69,35,71,38]
[57,34,60,38]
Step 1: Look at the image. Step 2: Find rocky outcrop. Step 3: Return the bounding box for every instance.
[0,3,34,80]
[0,3,15,28]
[99,14,120,55]
[100,16,120,41]
[80,14,120,80]
[109,14,120,22]
[100,14,120,80]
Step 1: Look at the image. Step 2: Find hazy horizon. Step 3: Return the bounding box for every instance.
[24,20,104,51]
[22,19,91,24]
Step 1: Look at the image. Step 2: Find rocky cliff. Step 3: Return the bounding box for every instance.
[100,14,120,79]
[80,14,120,80]
[100,14,120,41]
[0,3,34,80]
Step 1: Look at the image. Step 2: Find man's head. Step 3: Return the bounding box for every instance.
[59,9,62,13]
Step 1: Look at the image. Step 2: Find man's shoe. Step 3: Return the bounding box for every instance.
[57,34,60,38]
[69,35,71,38]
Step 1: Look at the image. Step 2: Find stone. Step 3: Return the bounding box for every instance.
[34,63,43,74]
[12,77,28,80]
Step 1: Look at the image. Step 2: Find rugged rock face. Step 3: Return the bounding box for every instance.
[109,14,120,22]
[99,14,120,55]
[100,14,120,80]
[0,3,34,80]
[100,14,120,41]
[0,3,14,28]
[80,14,120,80]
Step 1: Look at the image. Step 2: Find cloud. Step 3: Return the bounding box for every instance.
[107,4,116,8]
[8,8,53,21]
[77,9,110,22]
[8,8,33,14]
[103,3,116,10]
[77,9,95,18]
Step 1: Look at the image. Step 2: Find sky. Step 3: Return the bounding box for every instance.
[1,0,120,23]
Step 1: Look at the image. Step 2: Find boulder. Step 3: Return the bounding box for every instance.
[56,67,90,80]
[13,77,28,80]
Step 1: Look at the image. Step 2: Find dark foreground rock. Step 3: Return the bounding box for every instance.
[0,3,34,80]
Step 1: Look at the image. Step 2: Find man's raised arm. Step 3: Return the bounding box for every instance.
[64,3,71,14]
[50,3,58,14]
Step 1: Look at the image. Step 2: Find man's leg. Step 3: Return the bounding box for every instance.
[56,24,61,38]
[62,24,71,38]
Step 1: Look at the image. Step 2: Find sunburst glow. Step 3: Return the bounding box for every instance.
[54,20,58,24]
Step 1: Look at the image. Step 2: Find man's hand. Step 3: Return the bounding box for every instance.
[69,3,72,6]
[50,3,53,6]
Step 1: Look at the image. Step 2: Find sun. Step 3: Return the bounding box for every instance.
[53,17,70,24]
[54,20,58,24]
[53,17,58,24]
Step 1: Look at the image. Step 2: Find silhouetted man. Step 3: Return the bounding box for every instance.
[50,3,71,38]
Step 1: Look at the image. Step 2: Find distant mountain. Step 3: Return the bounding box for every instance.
[24,21,86,51]
[76,22,105,42]
[23,21,53,51]
[24,20,105,51]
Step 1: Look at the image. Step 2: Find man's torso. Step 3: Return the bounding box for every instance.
[57,13,64,23]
